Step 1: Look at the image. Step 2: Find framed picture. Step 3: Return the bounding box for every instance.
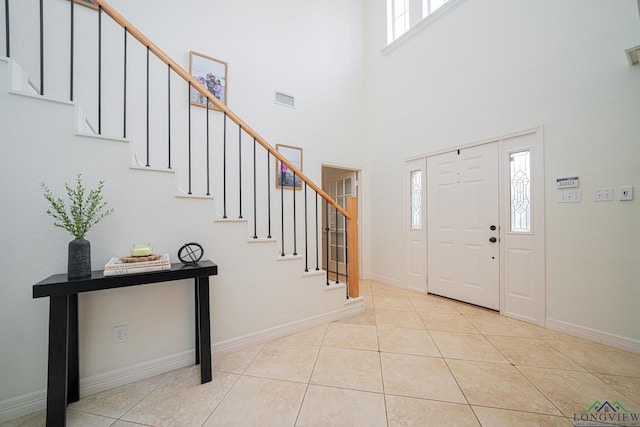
[72,0,98,10]
[189,51,228,110]
[276,144,303,190]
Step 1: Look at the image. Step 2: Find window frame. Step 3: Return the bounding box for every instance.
[384,0,468,54]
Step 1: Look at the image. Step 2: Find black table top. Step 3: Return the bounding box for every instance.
[33,260,218,298]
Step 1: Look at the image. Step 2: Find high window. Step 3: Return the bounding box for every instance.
[387,0,456,45]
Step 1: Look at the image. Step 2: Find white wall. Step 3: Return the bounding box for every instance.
[363,0,640,341]
[0,0,366,415]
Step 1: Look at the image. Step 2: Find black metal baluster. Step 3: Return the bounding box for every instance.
[315,193,320,270]
[98,5,102,132]
[253,138,258,239]
[281,166,285,256]
[304,183,308,272]
[145,47,149,166]
[238,125,242,219]
[188,83,192,194]
[335,206,339,284]
[205,99,210,194]
[292,172,297,256]
[267,152,272,238]
[344,213,349,298]
[223,113,227,218]
[4,0,9,57]
[325,200,329,285]
[123,28,127,138]
[39,0,43,95]
[167,64,171,168]
[69,0,74,101]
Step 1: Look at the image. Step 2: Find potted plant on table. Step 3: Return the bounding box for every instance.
[42,174,114,278]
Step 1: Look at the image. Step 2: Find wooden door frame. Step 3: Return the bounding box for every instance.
[321,163,365,281]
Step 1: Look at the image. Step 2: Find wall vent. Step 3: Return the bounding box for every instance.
[274,91,295,108]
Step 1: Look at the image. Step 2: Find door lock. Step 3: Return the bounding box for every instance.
[490,225,497,231]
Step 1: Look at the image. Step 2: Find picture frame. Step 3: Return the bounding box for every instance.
[275,144,303,190]
[189,51,228,110]
[72,0,98,10]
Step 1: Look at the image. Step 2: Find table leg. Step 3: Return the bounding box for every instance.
[194,281,200,365]
[197,276,212,383]
[46,295,69,427]
[67,293,79,403]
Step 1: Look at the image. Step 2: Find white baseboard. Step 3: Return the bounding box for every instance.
[0,389,46,423]
[546,318,640,354]
[0,299,364,423]
[365,273,404,289]
[212,299,364,355]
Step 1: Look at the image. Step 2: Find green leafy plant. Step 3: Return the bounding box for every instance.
[42,174,114,239]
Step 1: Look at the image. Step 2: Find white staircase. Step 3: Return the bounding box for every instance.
[0,56,363,422]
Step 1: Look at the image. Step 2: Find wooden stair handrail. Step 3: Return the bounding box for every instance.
[92,0,350,220]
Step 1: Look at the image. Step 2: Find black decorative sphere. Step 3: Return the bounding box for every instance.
[178,243,204,265]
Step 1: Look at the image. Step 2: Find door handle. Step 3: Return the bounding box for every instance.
[489,237,497,243]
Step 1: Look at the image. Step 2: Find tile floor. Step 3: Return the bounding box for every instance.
[4,280,640,426]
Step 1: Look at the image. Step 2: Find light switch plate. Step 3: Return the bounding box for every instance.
[558,189,582,203]
[593,188,614,202]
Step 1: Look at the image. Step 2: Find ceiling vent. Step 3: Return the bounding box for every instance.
[274,91,295,108]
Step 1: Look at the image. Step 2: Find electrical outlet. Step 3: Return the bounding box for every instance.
[113,325,127,344]
[619,186,633,201]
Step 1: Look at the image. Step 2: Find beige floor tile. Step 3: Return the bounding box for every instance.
[373,295,415,311]
[277,324,328,346]
[111,421,150,427]
[519,366,635,418]
[370,284,407,298]
[451,302,499,317]
[0,411,100,427]
[66,411,117,427]
[381,353,466,403]
[68,371,170,418]
[363,296,374,310]
[464,315,541,337]
[323,323,378,351]
[595,374,640,405]
[472,406,573,426]
[386,395,480,426]
[334,307,377,326]
[430,331,509,364]
[486,336,585,371]
[296,385,387,427]
[121,367,238,426]
[0,411,46,427]
[407,293,459,313]
[203,376,306,427]
[377,326,441,357]
[375,309,425,329]
[311,347,383,393]
[419,311,480,333]
[447,360,561,415]
[212,344,264,374]
[546,339,640,378]
[244,341,320,383]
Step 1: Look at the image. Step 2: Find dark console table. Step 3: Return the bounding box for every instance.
[33,260,218,427]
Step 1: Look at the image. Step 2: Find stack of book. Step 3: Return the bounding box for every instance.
[103,254,171,276]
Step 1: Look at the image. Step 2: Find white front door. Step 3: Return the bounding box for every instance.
[404,158,428,293]
[427,143,500,310]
